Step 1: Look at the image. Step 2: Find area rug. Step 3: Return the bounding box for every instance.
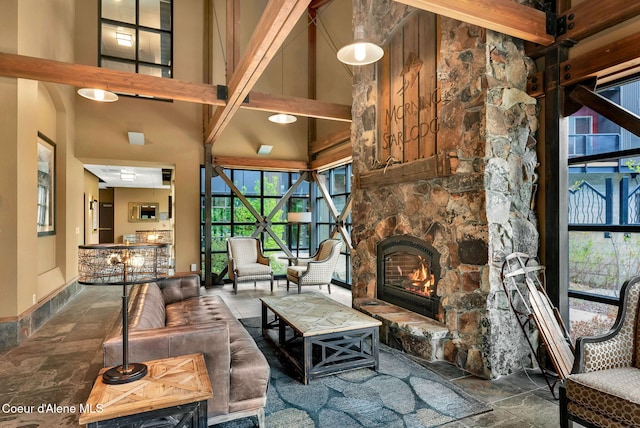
[217,317,491,428]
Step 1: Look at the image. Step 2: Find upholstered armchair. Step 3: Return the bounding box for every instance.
[560,276,640,428]
[227,237,274,294]
[286,239,342,294]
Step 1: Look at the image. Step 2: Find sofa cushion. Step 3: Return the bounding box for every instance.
[165,295,236,327]
[128,283,166,330]
[566,367,640,426]
[159,274,200,304]
[286,265,306,279]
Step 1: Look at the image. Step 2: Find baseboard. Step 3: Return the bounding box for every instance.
[0,280,83,349]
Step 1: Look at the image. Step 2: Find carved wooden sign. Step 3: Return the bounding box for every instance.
[377,12,438,166]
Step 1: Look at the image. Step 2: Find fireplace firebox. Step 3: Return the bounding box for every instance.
[376,236,441,319]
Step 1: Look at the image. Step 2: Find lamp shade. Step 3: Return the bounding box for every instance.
[78,243,170,285]
[288,212,312,223]
[337,25,383,66]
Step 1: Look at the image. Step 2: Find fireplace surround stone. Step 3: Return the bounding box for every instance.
[349,1,540,379]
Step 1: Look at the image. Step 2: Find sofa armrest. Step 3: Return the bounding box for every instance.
[103,322,231,415]
[157,274,201,304]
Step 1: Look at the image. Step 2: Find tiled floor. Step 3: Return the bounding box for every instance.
[0,279,574,427]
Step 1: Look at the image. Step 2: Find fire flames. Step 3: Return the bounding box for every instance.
[407,259,435,296]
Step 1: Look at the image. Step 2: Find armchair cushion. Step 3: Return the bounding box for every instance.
[566,367,640,426]
[235,262,273,277]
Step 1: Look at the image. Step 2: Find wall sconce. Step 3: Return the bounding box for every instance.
[89,200,97,211]
[77,88,119,102]
[337,25,384,66]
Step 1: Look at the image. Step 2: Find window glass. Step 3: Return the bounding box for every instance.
[139,0,171,30]
[101,23,136,60]
[102,0,136,24]
[234,170,261,195]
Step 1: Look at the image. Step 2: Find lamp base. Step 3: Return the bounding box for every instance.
[102,363,148,384]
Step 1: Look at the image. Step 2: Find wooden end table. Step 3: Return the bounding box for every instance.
[261,292,381,384]
[79,353,212,427]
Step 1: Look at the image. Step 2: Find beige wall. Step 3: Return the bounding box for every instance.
[113,187,173,243]
[74,0,203,273]
[0,0,80,318]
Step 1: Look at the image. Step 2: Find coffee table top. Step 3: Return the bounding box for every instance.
[260,292,381,337]
[79,353,212,424]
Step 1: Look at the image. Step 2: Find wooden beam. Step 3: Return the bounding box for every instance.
[213,156,309,171]
[569,85,640,139]
[0,53,351,121]
[246,92,351,122]
[560,32,640,87]
[557,1,640,45]
[310,145,352,171]
[392,0,553,45]
[205,0,312,145]
[0,52,224,105]
[310,128,351,155]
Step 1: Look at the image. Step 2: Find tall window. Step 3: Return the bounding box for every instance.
[314,164,352,287]
[567,81,640,342]
[200,168,309,280]
[100,0,173,78]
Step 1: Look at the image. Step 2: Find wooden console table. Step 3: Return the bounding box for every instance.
[79,353,212,427]
[261,292,381,384]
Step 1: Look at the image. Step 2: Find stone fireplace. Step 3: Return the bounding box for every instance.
[377,235,441,320]
[349,1,541,379]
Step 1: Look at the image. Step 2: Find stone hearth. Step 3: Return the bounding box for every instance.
[349,1,540,379]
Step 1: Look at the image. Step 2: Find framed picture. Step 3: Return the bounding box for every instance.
[37,132,56,236]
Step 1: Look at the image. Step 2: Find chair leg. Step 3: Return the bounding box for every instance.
[233,278,238,295]
[328,283,331,294]
[270,274,274,292]
[256,407,265,427]
[298,284,302,294]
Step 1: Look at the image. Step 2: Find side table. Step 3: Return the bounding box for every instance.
[79,353,212,427]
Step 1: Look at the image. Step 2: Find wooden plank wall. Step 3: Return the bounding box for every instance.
[377,11,438,165]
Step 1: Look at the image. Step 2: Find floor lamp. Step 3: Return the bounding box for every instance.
[287,212,312,257]
[77,242,170,384]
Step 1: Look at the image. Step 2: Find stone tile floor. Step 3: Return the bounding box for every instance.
[0,279,577,427]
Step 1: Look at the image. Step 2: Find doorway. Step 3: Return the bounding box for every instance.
[99,202,114,243]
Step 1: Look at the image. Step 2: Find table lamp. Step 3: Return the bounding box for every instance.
[77,242,170,384]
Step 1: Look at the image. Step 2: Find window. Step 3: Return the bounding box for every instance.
[567,80,640,342]
[100,0,173,79]
[314,164,352,287]
[200,168,309,280]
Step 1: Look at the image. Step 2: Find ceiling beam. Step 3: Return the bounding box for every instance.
[569,85,640,139]
[556,1,640,45]
[392,0,554,45]
[213,155,309,171]
[0,52,351,121]
[205,0,312,145]
[560,32,640,87]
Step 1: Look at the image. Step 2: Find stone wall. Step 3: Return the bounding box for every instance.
[350,0,540,378]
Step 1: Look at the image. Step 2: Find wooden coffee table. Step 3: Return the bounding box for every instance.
[260,292,381,384]
[79,353,212,427]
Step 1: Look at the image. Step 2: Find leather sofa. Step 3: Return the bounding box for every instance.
[102,274,270,426]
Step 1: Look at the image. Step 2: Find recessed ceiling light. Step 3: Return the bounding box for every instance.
[257,144,273,155]
[120,171,136,181]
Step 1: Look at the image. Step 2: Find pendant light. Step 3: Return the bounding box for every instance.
[268,47,297,124]
[77,88,119,102]
[337,25,383,66]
